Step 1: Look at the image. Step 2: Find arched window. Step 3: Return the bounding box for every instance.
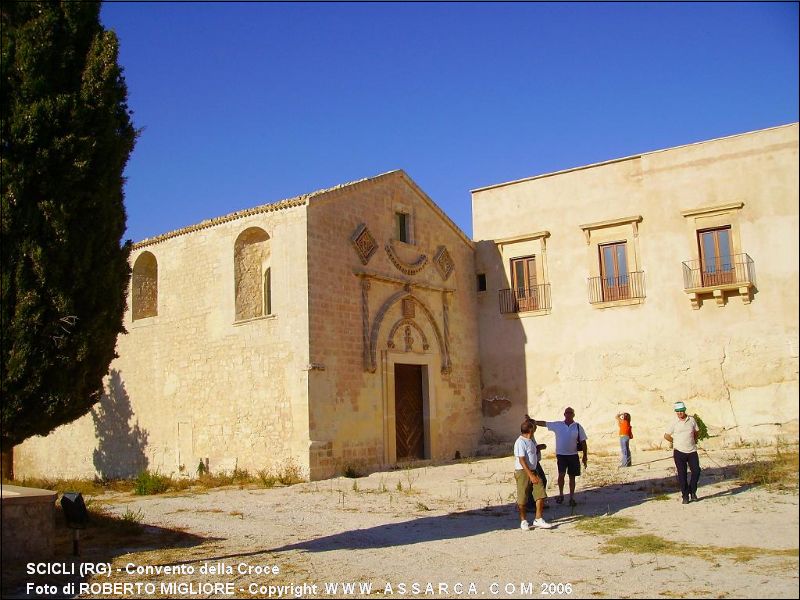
[132,251,158,320]
[234,227,271,320]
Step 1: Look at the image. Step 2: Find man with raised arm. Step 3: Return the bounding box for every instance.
[533,407,588,507]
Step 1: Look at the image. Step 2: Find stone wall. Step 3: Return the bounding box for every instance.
[305,172,482,478]
[1,486,56,561]
[16,203,312,479]
[473,124,799,450]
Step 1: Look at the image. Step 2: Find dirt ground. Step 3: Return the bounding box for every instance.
[4,444,798,599]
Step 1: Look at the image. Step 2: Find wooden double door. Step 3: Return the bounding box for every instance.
[698,227,735,286]
[394,364,426,461]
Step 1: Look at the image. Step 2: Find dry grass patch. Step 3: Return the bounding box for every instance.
[575,515,637,536]
[602,534,799,563]
[256,460,306,488]
[733,445,799,491]
[6,476,134,495]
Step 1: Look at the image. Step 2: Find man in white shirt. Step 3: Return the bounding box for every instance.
[514,419,553,530]
[534,407,588,507]
[664,401,701,504]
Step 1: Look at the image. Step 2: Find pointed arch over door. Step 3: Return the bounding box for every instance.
[368,291,450,374]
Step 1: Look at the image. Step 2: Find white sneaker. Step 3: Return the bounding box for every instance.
[532,518,553,529]
[520,520,530,530]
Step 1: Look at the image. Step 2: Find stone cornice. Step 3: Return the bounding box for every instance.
[354,271,455,294]
[579,215,642,245]
[681,202,744,218]
[494,231,550,249]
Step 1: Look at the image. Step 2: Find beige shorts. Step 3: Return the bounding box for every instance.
[515,469,546,505]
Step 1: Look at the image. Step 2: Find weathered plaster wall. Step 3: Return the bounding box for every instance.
[473,124,799,450]
[305,172,482,479]
[16,204,311,479]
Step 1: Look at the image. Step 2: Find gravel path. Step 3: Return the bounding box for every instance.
[6,446,799,599]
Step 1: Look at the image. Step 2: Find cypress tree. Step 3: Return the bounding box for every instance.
[1,1,136,451]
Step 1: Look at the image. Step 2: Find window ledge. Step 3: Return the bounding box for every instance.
[685,283,753,309]
[502,308,551,319]
[590,297,645,309]
[130,315,159,327]
[233,314,277,326]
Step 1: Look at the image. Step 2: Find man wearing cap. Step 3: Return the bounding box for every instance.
[664,401,701,504]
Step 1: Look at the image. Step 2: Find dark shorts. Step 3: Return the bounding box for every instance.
[556,454,581,476]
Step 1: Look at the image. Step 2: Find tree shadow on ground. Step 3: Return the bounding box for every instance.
[92,370,149,479]
[1,504,219,599]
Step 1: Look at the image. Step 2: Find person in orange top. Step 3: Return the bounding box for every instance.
[616,412,633,467]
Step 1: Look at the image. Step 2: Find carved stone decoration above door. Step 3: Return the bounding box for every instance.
[385,242,428,275]
[351,224,377,265]
[402,297,415,318]
[386,318,430,352]
[433,245,455,280]
[367,290,451,374]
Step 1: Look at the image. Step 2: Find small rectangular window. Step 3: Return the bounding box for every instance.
[477,273,487,292]
[396,212,409,243]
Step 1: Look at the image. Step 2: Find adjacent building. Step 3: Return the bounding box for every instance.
[474,123,798,447]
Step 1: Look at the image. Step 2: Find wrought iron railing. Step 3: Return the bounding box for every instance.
[587,271,646,304]
[682,253,755,290]
[499,284,552,314]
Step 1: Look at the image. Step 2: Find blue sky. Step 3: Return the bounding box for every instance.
[100,2,799,243]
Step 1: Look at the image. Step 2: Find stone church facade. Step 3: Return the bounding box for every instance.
[16,171,482,480]
[14,124,799,480]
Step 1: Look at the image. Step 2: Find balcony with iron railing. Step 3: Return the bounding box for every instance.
[587,271,646,304]
[682,253,755,308]
[499,283,551,314]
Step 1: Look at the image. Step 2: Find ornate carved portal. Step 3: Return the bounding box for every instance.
[364,289,451,375]
[386,318,430,352]
[360,278,371,370]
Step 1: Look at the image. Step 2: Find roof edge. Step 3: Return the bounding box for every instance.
[470,122,799,194]
[131,171,403,250]
[396,172,474,249]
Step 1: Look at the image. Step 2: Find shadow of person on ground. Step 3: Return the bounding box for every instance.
[547,455,767,519]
